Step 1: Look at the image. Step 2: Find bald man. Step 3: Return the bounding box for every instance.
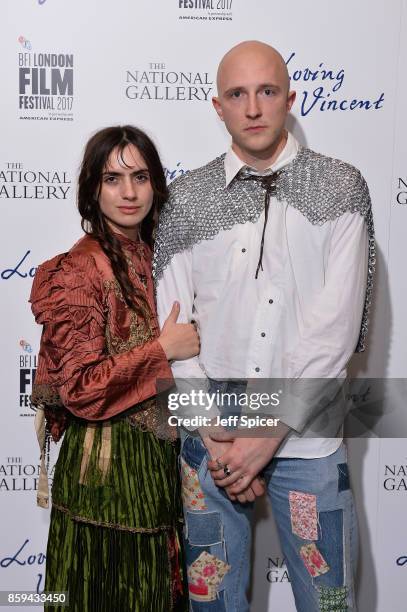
[155,41,374,611]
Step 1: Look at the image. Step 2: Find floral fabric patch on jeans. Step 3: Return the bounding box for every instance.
[188,551,231,602]
[299,543,330,577]
[181,457,207,511]
[289,490,318,540]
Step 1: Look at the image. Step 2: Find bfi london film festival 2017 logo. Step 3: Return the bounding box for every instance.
[17,36,74,121]
[177,0,233,22]
[125,63,213,102]
[18,340,37,417]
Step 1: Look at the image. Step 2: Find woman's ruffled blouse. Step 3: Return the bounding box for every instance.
[30,234,173,440]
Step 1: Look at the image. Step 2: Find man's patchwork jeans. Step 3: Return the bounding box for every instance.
[180,381,358,612]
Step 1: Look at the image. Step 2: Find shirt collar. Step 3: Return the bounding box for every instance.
[224,131,300,187]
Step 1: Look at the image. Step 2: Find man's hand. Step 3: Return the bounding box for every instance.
[207,423,289,495]
[201,435,266,503]
[226,476,266,503]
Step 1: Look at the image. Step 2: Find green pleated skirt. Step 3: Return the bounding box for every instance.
[44,417,187,611]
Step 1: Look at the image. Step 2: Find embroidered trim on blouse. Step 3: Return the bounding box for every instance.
[30,383,64,408]
[103,279,176,441]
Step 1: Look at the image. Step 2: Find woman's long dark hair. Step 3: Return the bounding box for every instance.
[78,125,168,311]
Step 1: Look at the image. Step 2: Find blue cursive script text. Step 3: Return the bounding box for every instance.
[164,162,187,183]
[1,250,37,280]
[285,52,384,117]
[0,539,46,568]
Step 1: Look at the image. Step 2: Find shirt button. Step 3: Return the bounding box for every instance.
[269,299,274,304]
[261,332,266,337]
[255,367,260,372]
[242,248,246,253]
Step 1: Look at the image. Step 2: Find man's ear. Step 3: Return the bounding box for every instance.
[286,90,296,112]
[212,96,224,121]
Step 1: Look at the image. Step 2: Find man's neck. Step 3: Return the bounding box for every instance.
[232,130,288,171]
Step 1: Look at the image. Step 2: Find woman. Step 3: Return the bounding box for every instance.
[30,125,199,611]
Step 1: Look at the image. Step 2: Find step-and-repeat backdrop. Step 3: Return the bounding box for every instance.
[1,1,406,610]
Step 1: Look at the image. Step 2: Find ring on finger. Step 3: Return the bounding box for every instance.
[223,464,232,477]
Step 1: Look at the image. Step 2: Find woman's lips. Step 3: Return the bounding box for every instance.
[118,206,141,215]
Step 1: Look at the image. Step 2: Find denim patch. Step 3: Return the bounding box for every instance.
[337,463,350,493]
[318,585,348,611]
[182,435,207,471]
[188,551,231,603]
[186,511,223,547]
[314,509,344,588]
[299,543,330,577]
[289,491,318,540]
[181,457,207,511]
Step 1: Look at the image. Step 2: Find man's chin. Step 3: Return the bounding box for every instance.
[238,133,285,158]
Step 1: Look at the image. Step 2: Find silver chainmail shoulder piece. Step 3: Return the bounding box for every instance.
[153,147,375,352]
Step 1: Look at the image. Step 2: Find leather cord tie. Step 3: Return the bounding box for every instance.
[236,169,280,278]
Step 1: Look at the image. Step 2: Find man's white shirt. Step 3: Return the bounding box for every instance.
[156,133,368,458]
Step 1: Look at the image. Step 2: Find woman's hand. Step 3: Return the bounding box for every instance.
[158,301,200,361]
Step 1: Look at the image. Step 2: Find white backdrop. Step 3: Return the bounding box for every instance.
[0,1,406,610]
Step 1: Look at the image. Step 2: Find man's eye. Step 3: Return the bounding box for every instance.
[264,88,274,96]
[231,91,241,98]
[104,176,117,183]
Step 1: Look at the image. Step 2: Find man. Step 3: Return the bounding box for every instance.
[154,41,374,611]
